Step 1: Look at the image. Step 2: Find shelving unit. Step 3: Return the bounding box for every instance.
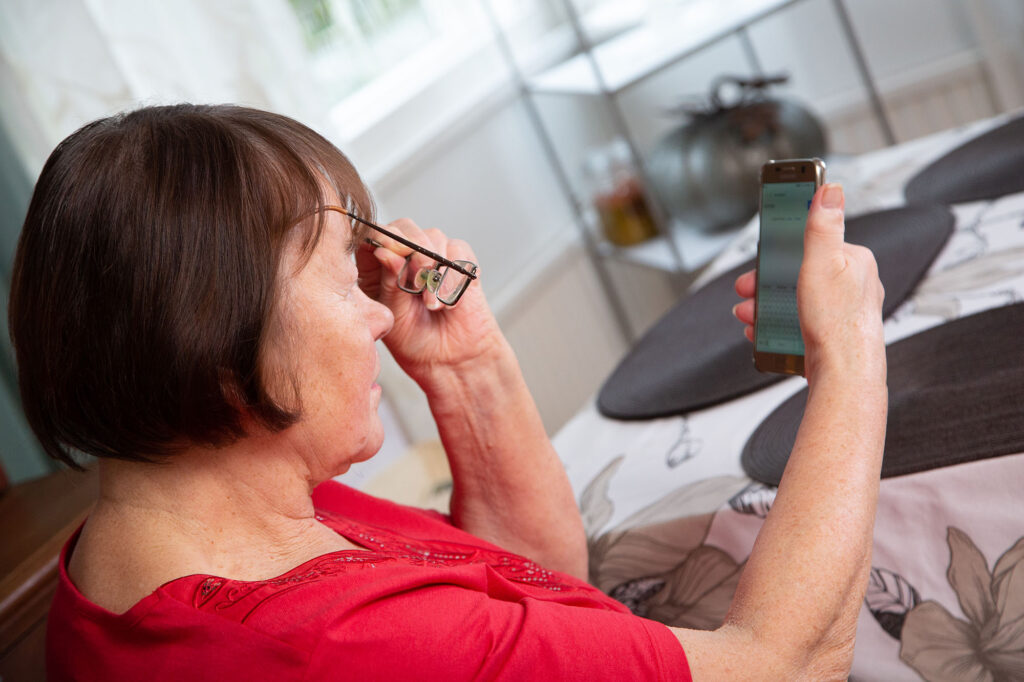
[591,210,748,274]
[528,0,797,96]
[483,0,895,342]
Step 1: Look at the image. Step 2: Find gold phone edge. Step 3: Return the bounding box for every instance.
[752,158,826,376]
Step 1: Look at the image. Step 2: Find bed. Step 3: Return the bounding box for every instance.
[552,113,1024,681]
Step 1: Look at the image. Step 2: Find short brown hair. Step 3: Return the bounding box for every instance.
[8,104,374,467]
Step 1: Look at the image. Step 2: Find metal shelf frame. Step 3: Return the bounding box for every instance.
[482,0,896,343]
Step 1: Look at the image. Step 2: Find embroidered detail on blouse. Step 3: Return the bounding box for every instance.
[495,556,565,591]
[318,512,579,593]
[187,509,579,615]
[190,551,391,618]
[195,578,224,607]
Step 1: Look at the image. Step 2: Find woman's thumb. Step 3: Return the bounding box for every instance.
[803,183,846,262]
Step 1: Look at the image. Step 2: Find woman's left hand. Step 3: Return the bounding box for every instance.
[355,218,506,386]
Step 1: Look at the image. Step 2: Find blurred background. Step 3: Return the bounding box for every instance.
[1,0,1023,486]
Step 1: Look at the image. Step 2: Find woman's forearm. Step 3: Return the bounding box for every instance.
[737,368,886,659]
[680,363,887,679]
[421,341,589,580]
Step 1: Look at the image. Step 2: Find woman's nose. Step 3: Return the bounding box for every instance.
[369,298,394,341]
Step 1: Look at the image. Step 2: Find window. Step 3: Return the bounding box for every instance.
[290,0,449,102]
[285,0,687,163]
[288,0,561,104]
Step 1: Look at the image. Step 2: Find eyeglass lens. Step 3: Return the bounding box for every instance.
[398,257,475,304]
[436,263,473,302]
[397,252,434,294]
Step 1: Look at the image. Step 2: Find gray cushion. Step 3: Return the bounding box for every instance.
[742,303,1024,485]
[905,116,1024,205]
[597,205,954,419]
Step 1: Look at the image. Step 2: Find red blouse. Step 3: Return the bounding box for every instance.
[47,481,691,681]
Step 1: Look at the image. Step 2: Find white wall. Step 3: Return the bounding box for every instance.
[965,0,1024,111]
[374,97,575,303]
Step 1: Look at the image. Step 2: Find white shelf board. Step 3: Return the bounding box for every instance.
[599,219,746,274]
[528,0,797,96]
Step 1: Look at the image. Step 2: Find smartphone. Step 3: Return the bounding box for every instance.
[753,158,826,376]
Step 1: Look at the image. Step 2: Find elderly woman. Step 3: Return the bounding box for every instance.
[11,104,886,680]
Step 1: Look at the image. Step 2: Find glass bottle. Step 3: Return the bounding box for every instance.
[584,139,658,247]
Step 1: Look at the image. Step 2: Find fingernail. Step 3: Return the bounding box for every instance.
[732,303,739,317]
[822,184,843,209]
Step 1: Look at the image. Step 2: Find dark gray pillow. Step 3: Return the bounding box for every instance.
[742,303,1024,485]
[905,116,1024,205]
[597,205,954,419]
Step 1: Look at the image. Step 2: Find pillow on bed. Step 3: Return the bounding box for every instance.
[742,302,1024,485]
[597,204,954,420]
[905,115,1024,205]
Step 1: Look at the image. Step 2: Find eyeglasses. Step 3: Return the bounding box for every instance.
[322,205,479,306]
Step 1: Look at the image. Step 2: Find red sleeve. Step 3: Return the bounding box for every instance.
[303,580,691,681]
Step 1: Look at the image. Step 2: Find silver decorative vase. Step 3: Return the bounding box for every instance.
[648,75,827,232]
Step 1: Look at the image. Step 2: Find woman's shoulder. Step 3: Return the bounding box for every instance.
[48,526,317,681]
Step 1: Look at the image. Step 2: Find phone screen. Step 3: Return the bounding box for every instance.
[755,181,816,357]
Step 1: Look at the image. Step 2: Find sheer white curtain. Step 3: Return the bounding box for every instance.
[0,0,327,174]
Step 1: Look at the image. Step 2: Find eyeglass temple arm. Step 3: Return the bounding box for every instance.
[344,211,478,280]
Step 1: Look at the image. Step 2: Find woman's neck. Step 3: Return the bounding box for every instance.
[101,440,319,536]
[70,436,361,613]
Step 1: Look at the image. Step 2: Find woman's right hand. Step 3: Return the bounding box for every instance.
[734,183,886,384]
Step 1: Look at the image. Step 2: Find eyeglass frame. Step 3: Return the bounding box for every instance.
[321,205,479,305]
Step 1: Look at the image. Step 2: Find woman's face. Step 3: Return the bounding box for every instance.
[262,209,394,480]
